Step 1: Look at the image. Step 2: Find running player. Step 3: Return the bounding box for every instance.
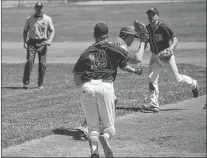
[72,23,145,158]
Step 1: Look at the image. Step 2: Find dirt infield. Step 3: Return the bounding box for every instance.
[2,41,206,66]
[2,95,206,157]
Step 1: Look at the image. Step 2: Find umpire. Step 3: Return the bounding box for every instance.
[23,2,55,89]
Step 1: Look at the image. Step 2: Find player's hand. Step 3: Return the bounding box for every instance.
[46,40,51,46]
[134,68,142,75]
[23,43,28,49]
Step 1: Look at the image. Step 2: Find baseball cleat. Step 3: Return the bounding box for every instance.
[76,125,88,134]
[38,86,44,89]
[23,85,29,89]
[91,153,100,158]
[192,80,199,98]
[142,104,159,113]
[99,134,114,157]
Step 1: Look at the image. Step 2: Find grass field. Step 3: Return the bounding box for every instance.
[2,1,206,42]
[1,62,206,148]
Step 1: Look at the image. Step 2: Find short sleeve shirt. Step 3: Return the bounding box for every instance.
[146,22,175,55]
[24,14,54,40]
[72,41,130,82]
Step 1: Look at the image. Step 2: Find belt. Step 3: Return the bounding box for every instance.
[84,79,113,85]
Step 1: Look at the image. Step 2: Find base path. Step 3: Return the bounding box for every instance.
[2,95,206,157]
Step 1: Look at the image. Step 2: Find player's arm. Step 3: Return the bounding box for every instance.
[73,74,83,86]
[23,17,29,48]
[120,64,143,75]
[168,36,178,51]
[122,65,136,72]
[72,56,85,86]
[47,17,55,45]
[163,25,178,51]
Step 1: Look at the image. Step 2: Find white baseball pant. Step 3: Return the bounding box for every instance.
[80,80,116,145]
[146,53,197,107]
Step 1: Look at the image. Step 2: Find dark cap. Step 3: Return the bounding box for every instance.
[35,2,43,8]
[94,23,109,38]
[146,7,159,15]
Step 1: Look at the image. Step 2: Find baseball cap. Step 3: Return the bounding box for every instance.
[120,26,137,35]
[35,2,43,8]
[94,23,109,38]
[146,7,159,15]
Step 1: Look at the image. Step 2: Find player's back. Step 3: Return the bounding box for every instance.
[76,40,129,81]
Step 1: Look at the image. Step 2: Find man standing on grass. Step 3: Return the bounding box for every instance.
[22,2,55,89]
[72,22,145,158]
[139,7,199,113]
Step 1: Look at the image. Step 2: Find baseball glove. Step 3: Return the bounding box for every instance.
[156,49,173,63]
[133,20,149,42]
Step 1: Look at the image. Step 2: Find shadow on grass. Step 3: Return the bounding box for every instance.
[159,108,189,111]
[1,86,37,90]
[52,128,87,141]
[116,107,142,112]
[116,107,189,113]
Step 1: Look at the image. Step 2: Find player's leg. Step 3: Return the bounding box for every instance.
[37,46,47,89]
[143,54,161,112]
[80,82,101,157]
[23,45,36,88]
[97,82,115,157]
[162,55,199,98]
[77,94,117,135]
[76,118,88,134]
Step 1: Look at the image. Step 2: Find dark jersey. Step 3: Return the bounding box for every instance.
[146,22,175,55]
[72,41,130,82]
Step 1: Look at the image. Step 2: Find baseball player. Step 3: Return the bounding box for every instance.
[134,7,199,113]
[72,23,145,158]
[22,2,55,89]
[75,26,144,138]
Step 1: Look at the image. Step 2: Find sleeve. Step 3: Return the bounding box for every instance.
[115,46,130,63]
[162,24,175,39]
[118,61,128,69]
[48,17,55,32]
[72,56,85,74]
[23,17,29,31]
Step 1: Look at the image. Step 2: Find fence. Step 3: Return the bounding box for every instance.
[2,0,97,8]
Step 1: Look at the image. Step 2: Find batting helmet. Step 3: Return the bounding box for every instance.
[119,26,137,38]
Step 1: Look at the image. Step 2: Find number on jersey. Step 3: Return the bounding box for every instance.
[89,50,107,70]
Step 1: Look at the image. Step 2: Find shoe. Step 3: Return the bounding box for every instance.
[91,153,99,158]
[38,86,44,89]
[192,80,199,98]
[142,104,159,113]
[76,125,88,134]
[99,134,114,157]
[23,85,28,89]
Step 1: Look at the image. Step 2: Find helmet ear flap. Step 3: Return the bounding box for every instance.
[119,32,128,39]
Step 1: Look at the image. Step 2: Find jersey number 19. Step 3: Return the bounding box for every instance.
[89,50,107,70]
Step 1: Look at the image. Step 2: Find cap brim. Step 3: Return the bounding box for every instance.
[35,5,43,8]
[146,10,158,15]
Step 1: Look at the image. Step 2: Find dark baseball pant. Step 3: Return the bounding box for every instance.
[23,39,47,87]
